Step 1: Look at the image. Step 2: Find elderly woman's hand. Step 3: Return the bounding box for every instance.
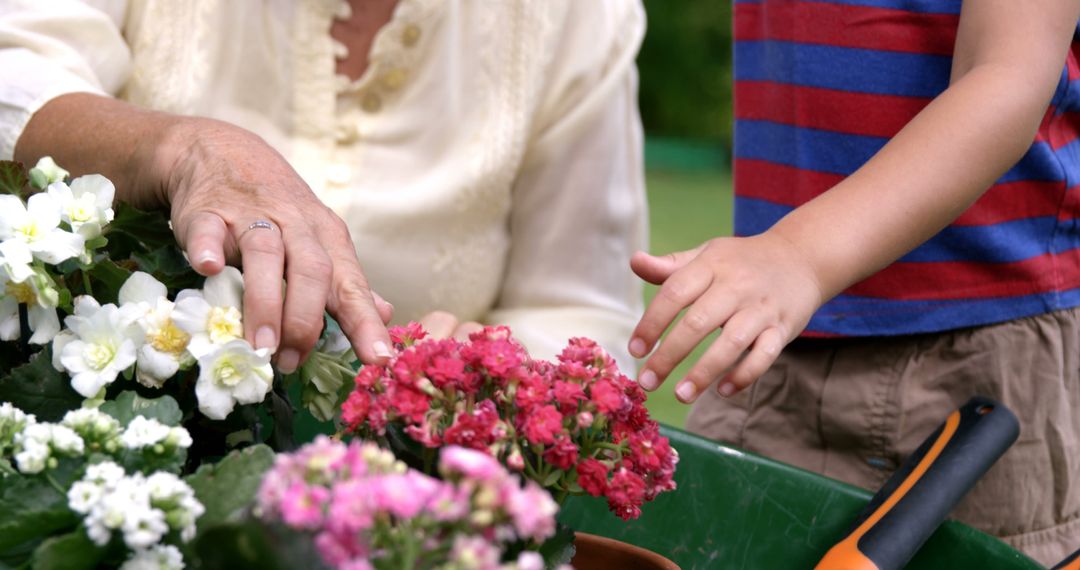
[155,118,393,371]
[14,93,390,371]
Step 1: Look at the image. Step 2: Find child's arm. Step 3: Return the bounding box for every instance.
[631,0,1080,404]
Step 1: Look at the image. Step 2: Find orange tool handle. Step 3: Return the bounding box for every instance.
[816,396,1019,570]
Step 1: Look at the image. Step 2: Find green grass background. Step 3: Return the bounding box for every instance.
[640,168,733,428]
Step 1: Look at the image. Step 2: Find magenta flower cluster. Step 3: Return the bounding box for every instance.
[342,324,678,521]
[257,436,559,570]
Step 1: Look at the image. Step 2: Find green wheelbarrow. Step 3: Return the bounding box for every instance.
[560,397,1045,570]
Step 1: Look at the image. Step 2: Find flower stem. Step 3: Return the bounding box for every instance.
[45,472,66,495]
[82,271,93,297]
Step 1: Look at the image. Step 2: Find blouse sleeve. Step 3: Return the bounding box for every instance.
[487,0,648,374]
[0,0,131,159]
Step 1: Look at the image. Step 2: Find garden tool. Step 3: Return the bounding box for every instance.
[1052,547,1080,570]
[816,396,1020,570]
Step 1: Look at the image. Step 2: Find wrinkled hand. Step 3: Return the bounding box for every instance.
[158,119,393,372]
[628,232,824,403]
[418,310,484,341]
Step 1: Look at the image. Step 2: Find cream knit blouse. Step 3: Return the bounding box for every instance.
[0,0,647,370]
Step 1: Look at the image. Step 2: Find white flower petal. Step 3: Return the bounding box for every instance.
[33,157,69,184]
[27,304,59,344]
[25,193,62,233]
[171,295,211,334]
[29,229,84,264]
[70,174,115,210]
[118,272,168,307]
[0,295,19,341]
[194,378,235,420]
[0,239,34,283]
[71,370,111,399]
[51,330,76,371]
[202,266,244,309]
[0,195,27,240]
[135,345,179,388]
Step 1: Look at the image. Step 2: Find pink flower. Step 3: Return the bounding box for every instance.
[514,373,549,411]
[542,436,579,471]
[450,535,501,570]
[389,322,427,347]
[505,482,558,541]
[576,459,609,497]
[552,380,586,415]
[326,480,376,535]
[440,446,506,483]
[520,405,563,446]
[341,391,371,430]
[606,467,646,521]
[589,378,626,416]
[373,472,438,519]
[280,482,329,529]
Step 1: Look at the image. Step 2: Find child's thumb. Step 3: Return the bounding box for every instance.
[630,246,703,284]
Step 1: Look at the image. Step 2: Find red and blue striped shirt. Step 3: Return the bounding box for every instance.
[734,0,1080,336]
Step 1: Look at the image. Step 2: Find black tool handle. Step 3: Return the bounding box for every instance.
[816,396,1020,570]
[1052,546,1080,570]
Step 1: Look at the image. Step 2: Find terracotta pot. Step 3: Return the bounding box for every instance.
[571,532,680,570]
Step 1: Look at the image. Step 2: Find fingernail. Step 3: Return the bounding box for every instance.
[676,382,697,402]
[373,341,392,359]
[196,250,216,265]
[277,349,300,374]
[638,369,659,391]
[255,326,277,352]
[718,382,735,397]
[629,337,647,358]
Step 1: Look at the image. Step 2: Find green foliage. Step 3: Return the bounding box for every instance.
[0,459,82,554]
[0,348,83,423]
[637,1,732,143]
[184,444,274,531]
[29,532,103,570]
[100,391,183,428]
[0,161,29,197]
[540,524,577,568]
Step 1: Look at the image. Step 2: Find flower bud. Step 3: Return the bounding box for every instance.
[576,411,594,429]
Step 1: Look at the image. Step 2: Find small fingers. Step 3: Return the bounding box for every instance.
[715,326,786,396]
[419,310,459,340]
[453,321,484,341]
[277,230,333,373]
[638,290,735,392]
[182,212,228,276]
[630,267,713,361]
[629,245,705,285]
[672,307,773,404]
[235,220,285,356]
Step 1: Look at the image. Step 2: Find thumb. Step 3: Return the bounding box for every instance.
[630,245,705,285]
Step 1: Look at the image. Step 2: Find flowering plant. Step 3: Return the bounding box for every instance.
[341,324,678,521]
[257,436,565,570]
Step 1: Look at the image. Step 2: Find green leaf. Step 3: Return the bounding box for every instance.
[99,391,182,427]
[85,260,132,305]
[132,245,199,287]
[0,348,82,423]
[0,475,78,551]
[265,388,296,453]
[539,523,577,568]
[106,203,177,252]
[185,445,275,532]
[543,469,565,488]
[188,521,328,570]
[29,531,103,570]
[0,161,28,197]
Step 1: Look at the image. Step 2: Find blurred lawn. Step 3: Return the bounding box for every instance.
[641,168,733,428]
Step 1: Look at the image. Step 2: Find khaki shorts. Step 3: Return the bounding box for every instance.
[686,307,1080,567]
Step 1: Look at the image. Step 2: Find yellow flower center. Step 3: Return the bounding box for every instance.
[213,359,243,387]
[15,222,39,242]
[84,342,116,371]
[207,306,243,344]
[149,319,190,355]
[68,194,98,223]
[5,282,36,304]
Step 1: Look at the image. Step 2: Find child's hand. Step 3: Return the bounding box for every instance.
[629,232,824,403]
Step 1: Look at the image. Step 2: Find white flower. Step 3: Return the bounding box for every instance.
[195,339,273,420]
[121,416,171,449]
[121,504,169,550]
[0,266,61,344]
[145,471,204,541]
[0,239,34,284]
[0,193,84,264]
[62,408,121,437]
[47,175,115,239]
[30,156,69,185]
[57,297,142,397]
[120,272,191,388]
[13,423,85,473]
[0,402,34,449]
[172,267,245,358]
[120,545,185,570]
[84,461,126,487]
[68,480,105,514]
